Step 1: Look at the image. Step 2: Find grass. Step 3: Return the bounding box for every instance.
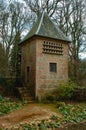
[35,103,60,113]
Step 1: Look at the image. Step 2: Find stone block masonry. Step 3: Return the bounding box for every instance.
[35,37,68,99]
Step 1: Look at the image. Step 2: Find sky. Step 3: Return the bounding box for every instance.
[79,53,86,59]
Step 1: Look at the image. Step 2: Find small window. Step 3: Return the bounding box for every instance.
[50,63,57,72]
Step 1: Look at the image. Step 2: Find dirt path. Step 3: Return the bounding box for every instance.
[0,103,61,128]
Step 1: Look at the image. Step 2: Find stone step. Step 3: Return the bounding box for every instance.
[23,94,32,98]
[22,96,33,101]
[18,87,30,92]
[17,87,33,102]
[19,90,30,94]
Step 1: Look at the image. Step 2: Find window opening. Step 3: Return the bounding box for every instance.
[50,63,57,72]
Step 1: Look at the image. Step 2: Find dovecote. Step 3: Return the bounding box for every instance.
[43,41,63,55]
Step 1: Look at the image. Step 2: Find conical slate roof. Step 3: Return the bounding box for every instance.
[20,12,70,43]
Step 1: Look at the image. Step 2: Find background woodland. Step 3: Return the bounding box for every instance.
[0,0,86,85]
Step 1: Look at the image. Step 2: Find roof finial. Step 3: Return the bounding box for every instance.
[42,0,48,13]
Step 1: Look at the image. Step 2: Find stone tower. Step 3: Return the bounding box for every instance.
[20,12,70,99]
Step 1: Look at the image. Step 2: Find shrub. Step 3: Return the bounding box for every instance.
[46,94,55,102]
[0,96,23,115]
[56,79,76,100]
[56,101,65,108]
[39,92,56,103]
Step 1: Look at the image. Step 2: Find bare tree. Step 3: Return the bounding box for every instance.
[0,0,85,81]
[0,43,6,76]
[23,0,61,17]
[68,0,85,81]
[53,0,85,81]
[0,0,31,76]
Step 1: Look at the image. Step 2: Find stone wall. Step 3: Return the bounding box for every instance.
[21,36,69,99]
[21,39,36,97]
[35,37,69,99]
[73,87,86,101]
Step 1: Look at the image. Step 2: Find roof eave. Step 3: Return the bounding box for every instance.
[19,34,71,46]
